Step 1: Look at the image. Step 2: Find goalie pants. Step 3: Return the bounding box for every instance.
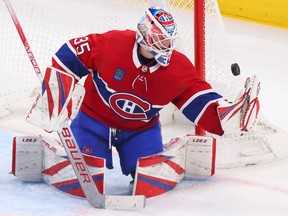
[71,111,163,175]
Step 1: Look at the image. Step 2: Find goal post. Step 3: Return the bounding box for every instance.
[1,0,288,169]
[194,0,206,136]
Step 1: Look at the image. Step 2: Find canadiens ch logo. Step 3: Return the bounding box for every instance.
[82,146,93,154]
[109,92,151,120]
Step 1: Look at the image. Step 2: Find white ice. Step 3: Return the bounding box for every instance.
[1,15,288,216]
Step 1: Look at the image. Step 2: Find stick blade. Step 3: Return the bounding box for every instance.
[105,195,146,210]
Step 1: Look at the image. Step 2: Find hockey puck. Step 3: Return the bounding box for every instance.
[231,63,241,76]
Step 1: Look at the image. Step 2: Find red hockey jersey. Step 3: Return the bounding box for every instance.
[52,30,224,135]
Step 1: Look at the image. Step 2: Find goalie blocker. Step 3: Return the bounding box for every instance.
[12,134,216,198]
[26,67,85,133]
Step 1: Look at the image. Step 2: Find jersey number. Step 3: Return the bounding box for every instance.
[74,37,91,55]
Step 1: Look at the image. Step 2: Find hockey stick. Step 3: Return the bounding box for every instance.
[3,0,145,209]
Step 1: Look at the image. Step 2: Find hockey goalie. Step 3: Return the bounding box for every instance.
[12,7,260,199]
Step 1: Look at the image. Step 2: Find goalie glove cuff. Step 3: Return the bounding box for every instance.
[240,75,260,131]
[217,75,260,134]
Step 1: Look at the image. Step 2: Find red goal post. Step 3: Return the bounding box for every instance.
[194,0,206,136]
[1,0,288,169]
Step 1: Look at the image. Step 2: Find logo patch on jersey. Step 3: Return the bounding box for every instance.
[113,68,126,81]
[109,92,151,120]
[82,146,93,155]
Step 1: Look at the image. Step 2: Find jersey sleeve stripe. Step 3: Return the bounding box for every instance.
[179,89,215,111]
[92,71,114,107]
[54,43,90,79]
[181,91,222,122]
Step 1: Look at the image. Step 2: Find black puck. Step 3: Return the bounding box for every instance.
[231,63,241,76]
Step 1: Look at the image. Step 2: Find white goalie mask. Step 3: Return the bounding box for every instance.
[136,7,178,67]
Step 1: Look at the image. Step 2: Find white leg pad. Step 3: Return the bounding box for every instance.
[133,137,187,198]
[12,136,43,182]
[41,136,105,197]
[12,135,105,197]
[133,135,217,197]
[184,135,216,180]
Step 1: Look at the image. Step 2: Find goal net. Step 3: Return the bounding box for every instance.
[1,0,288,169]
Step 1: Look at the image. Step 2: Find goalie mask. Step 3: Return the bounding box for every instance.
[136,7,178,67]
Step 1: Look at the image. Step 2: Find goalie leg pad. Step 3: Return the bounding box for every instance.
[42,136,105,197]
[133,137,187,198]
[12,136,43,182]
[184,135,216,179]
[12,136,105,197]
